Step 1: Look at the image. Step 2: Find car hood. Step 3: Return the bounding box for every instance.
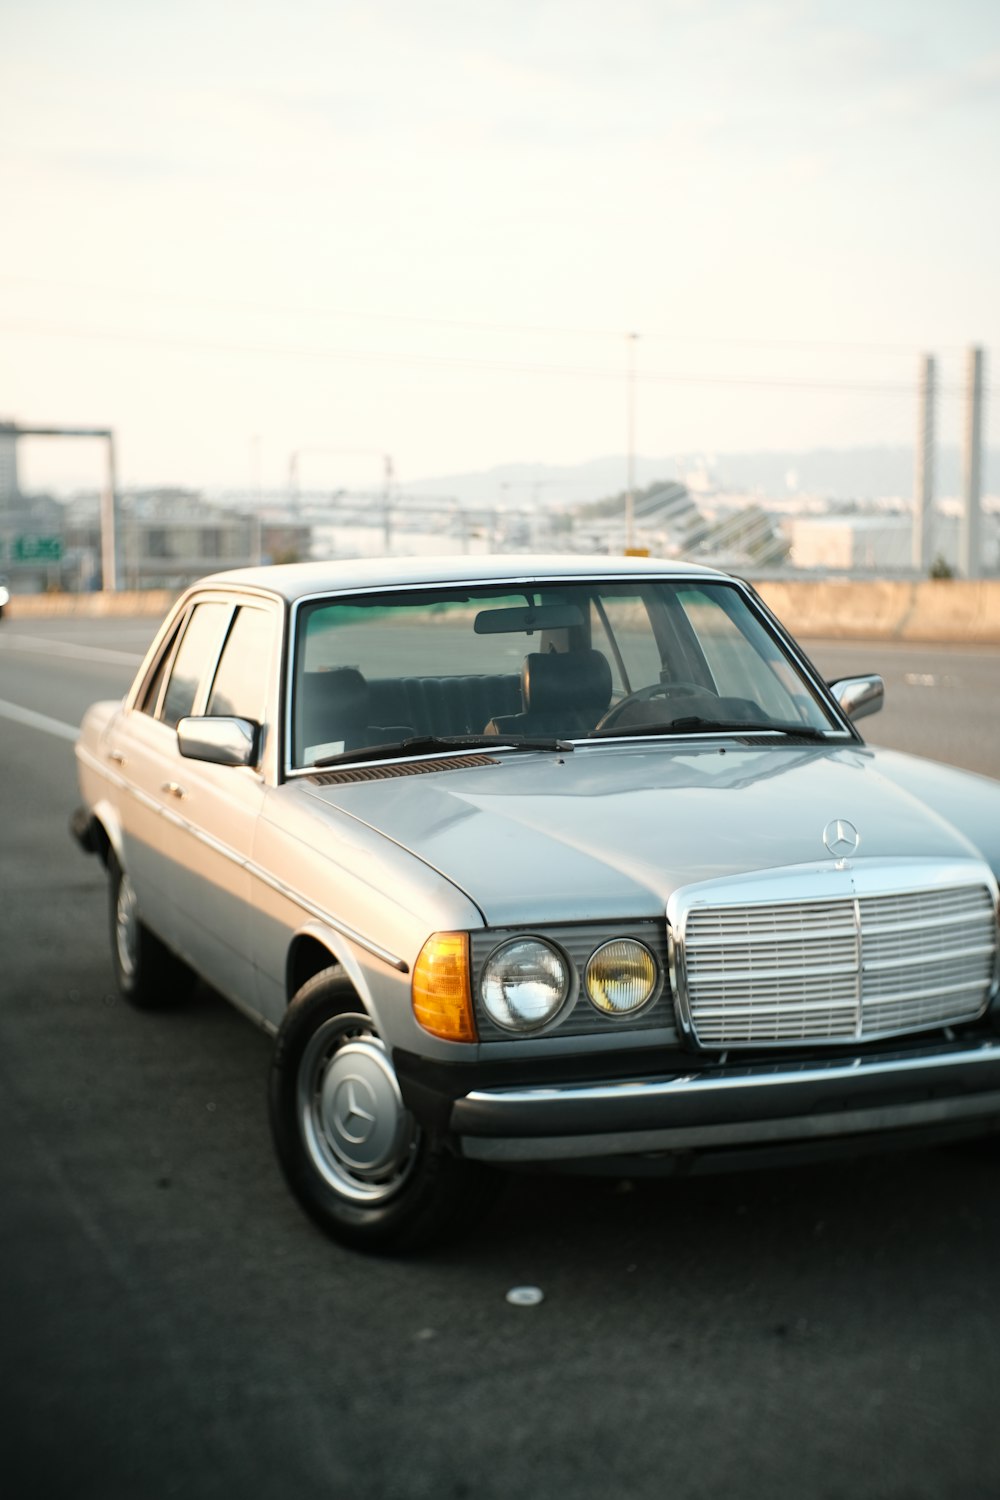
[302,742,1000,925]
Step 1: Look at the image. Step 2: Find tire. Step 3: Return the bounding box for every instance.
[269,968,496,1253]
[108,851,195,1009]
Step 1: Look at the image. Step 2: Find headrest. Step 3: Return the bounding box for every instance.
[316,666,369,720]
[521,650,613,715]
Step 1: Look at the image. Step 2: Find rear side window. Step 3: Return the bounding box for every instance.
[590,593,664,696]
[160,602,231,728]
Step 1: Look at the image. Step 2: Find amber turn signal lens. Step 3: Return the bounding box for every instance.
[412,932,477,1042]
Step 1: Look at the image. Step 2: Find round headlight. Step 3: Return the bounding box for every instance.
[585,939,658,1016]
[481,938,570,1033]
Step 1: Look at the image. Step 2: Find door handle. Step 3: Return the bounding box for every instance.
[108,749,126,765]
[161,781,187,799]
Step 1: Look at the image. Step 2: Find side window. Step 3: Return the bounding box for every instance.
[160,602,232,729]
[206,606,274,724]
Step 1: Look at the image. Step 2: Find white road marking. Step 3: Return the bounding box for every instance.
[903,671,961,689]
[0,632,142,666]
[0,697,79,742]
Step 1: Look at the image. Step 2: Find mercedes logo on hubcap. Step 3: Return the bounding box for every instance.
[823,818,860,858]
[333,1076,377,1145]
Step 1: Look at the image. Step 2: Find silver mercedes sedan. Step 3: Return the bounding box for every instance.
[72,555,1000,1251]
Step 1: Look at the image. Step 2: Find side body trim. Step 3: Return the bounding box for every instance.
[77,747,408,973]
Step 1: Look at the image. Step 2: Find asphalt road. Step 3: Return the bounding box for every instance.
[2,614,1000,1500]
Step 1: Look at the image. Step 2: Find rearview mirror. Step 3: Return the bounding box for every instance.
[474,603,584,635]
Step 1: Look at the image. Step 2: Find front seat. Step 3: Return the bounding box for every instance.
[301,667,413,761]
[485,649,612,738]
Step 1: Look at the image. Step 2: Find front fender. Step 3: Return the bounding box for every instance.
[287,920,376,1010]
[284,920,420,1048]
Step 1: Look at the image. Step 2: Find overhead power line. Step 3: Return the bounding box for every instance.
[0,272,975,357]
[0,317,988,399]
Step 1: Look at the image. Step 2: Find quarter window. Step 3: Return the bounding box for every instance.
[137,617,183,717]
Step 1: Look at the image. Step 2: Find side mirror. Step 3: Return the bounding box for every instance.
[828,675,884,723]
[177,715,259,767]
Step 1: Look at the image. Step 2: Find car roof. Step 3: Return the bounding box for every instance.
[196,552,730,604]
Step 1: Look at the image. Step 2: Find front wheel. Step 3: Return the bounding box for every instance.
[269,968,495,1252]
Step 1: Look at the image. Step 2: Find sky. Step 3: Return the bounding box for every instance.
[1,0,999,495]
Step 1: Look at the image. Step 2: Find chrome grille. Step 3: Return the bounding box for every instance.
[680,877,997,1048]
[858,887,996,1036]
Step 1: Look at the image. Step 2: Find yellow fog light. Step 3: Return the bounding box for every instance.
[412,932,477,1042]
[585,939,657,1017]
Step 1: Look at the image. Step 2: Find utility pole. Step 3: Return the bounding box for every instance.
[102,431,118,590]
[625,332,638,551]
[288,451,300,515]
[250,434,263,563]
[960,346,985,580]
[383,453,394,554]
[912,354,935,574]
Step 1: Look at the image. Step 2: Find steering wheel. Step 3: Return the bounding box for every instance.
[594,680,720,732]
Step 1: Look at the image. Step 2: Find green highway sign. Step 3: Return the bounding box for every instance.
[12,535,62,563]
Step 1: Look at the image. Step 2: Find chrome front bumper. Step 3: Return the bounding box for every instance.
[453,1040,1000,1163]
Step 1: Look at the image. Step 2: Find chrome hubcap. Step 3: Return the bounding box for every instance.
[298,1014,419,1203]
[115,873,139,982]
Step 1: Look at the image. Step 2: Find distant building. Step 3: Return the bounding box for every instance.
[118,491,312,588]
[788,517,910,571]
[4,486,313,593]
[788,514,999,575]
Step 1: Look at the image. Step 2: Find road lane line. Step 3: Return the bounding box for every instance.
[0,633,142,665]
[0,697,79,742]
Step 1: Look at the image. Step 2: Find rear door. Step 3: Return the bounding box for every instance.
[110,600,231,951]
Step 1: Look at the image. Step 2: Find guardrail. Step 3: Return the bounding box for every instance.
[5,579,1000,644]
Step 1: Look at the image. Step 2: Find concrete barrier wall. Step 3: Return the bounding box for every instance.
[753,579,1000,644]
[6,579,1000,644]
[6,590,177,618]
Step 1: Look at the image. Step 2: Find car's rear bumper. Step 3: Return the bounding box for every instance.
[440,1039,1000,1164]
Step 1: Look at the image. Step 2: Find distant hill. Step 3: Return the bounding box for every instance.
[401,447,996,509]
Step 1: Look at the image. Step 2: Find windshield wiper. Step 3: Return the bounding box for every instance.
[590,717,832,741]
[312,734,575,768]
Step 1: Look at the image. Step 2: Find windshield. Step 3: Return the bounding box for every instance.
[289,578,844,769]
